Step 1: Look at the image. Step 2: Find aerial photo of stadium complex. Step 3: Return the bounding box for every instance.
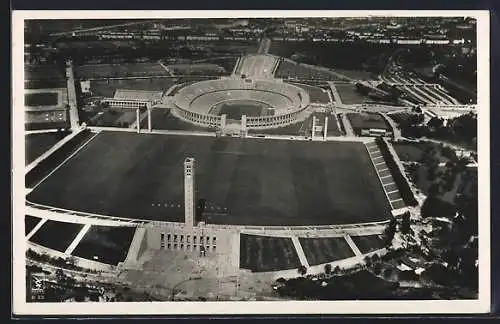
[22,16,479,302]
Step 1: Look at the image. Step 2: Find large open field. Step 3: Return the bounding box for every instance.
[287,82,331,104]
[27,131,392,226]
[89,78,178,97]
[274,60,343,81]
[75,63,170,79]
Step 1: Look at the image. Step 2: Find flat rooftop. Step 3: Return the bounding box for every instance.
[27,132,392,226]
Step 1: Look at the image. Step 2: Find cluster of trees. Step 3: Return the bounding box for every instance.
[399,113,477,149]
[26,249,98,274]
[275,270,398,300]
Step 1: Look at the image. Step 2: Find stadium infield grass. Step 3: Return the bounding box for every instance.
[27,131,392,226]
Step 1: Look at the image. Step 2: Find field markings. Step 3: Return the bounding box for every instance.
[64,223,91,255]
[26,218,48,241]
[31,132,100,190]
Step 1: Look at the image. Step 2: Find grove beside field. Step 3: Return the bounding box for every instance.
[27,132,392,226]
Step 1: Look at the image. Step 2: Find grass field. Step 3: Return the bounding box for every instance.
[25,215,41,235]
[85,109,136,128]
[299,237,355,266]
[288,82,331,104]
[29,220,83,252]
[346,113,390,135]
[274,60,342,81]
[335,83,371,105]
[239,234,301,272]
[210,100,269,119]
[25,132,68,165]
[27,132,392,226]
[166,63,226,76]
[25,93,59,107]
[25,64,65,81]
[332,69,374,81]
[89,78,179,98]
[72,226,136,265]
[350,234,385,254]
[75,63,170,79]
[145,108,215,132]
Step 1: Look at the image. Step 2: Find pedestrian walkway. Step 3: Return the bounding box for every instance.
[291,236,310,268]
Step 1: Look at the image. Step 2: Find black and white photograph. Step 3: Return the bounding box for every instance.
[12,10,490,315]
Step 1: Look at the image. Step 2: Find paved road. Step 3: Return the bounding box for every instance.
[341,113,355,137]
[257,37,272,54]
[65,60,80,131]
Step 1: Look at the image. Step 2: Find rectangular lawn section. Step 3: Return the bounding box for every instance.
[29,220,84,252]
[75,63,170,79]
[25,92,59,107]
[146,108,215,132]
[25,215,41,235]
[239,234,301,272]
[71,226,136,266]
[25,132,68,165]
[288,82,331,104]
[346,113,390,134]
[27,131,392,226]
[334,83,371,104]
[350,234,385,254]
[299,237,355,266]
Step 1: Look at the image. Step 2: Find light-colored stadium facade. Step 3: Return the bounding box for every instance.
[172,77,310,130]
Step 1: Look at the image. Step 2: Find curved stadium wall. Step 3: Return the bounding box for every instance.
[172,78,310,129]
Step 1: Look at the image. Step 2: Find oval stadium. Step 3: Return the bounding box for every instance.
[172,78,310,129]
[24,53,414,291]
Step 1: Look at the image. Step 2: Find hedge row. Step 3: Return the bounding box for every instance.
[25,129,94,188]
[375,138,418,207]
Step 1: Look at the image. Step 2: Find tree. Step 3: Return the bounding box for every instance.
[364,255,373,267]
[324,263,332,275]
[401,212,411,234]
[298,265,307,276]
[427,117,444,130]
[384,218,397,247]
